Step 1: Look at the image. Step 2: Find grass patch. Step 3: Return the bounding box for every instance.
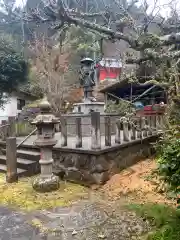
[127,203,180,239]
[0,174,88,211]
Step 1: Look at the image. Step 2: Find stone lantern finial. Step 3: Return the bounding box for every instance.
[39,96,51,113]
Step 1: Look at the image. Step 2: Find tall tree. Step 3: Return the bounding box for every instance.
[23,0,180,103]
[29,37,80,115]
[0,33,29,106]
[0,0,23,40]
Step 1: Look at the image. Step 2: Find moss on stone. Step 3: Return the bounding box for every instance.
[0,174,88,211]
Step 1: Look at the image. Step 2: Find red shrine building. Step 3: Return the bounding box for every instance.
[97,58,122,82]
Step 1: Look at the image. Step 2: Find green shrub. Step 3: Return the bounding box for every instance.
[157,139,180,190]
[105,99,135,116]
[127,203,180,240]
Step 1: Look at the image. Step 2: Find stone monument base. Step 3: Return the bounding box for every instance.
[73,101,105,114]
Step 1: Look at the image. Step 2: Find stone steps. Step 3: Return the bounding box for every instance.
[1,148,40,161]
[0,147,40,177]
[0,164,27,177]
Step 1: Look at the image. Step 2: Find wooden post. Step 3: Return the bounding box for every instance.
[104,116,111,146]
[1,120,8,141]
[123,120,130,142]
[75,117,82,148]
[6,137,18,183]
[60,117,67,147]
[16,120,19,137]
[8,116,16,137]
[91,111,101,149]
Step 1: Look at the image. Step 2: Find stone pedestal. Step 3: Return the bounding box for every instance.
[73,101,105,114]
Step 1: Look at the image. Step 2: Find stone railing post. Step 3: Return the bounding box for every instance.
[75,117,82,148]
[152,115,157,133]
[137,117,142,139]
[142,117,148,138]
[8,116,16,137]
[91,111,101,150]
[157,115,163,131]
[147,116,153,136]
[104,116,111,146]
[60,116,67,147]
[6,137,18,183]
[161,114,168,129]
[154,115,158,133]
[131,119,136,140]
[115,119,121,144]
[123,119,130,142]
[150,115,154,134]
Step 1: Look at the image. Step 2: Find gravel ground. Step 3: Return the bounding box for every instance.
[0,201,151,240]
[30,201,151,240]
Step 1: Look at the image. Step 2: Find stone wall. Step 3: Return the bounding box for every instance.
[52,136,156,186]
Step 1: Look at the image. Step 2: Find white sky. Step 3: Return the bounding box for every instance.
[15,0,180,18]
[138,0,180,18]
[15,0,26,7]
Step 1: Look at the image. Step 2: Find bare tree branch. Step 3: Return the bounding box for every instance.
[23,0,180,52]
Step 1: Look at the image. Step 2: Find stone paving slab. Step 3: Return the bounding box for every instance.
[0,206,41,240]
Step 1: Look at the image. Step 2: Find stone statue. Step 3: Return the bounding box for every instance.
[79,57,96,102]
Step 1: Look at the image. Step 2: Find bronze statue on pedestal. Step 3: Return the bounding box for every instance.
[79,57,96,102]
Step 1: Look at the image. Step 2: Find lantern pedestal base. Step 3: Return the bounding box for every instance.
[73,102,105,114]
[32,174,59,193]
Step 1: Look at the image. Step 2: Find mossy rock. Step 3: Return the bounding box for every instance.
[32,175,60,193]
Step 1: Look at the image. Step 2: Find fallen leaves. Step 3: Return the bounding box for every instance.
[101,159,176,206]
[98,233,106,239]
[0,174,88,211]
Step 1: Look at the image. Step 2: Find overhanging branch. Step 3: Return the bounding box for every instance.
[23,0,180,52]
[126,49,180,64]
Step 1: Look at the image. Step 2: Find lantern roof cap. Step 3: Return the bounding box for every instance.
[31,114,60,124]
[80,57,94,64]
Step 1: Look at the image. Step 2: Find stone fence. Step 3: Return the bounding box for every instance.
[60,112,165,150]
[53,112,165,185]
[0,117,35,140]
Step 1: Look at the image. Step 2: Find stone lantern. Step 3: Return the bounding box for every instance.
[31,97,60,192]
